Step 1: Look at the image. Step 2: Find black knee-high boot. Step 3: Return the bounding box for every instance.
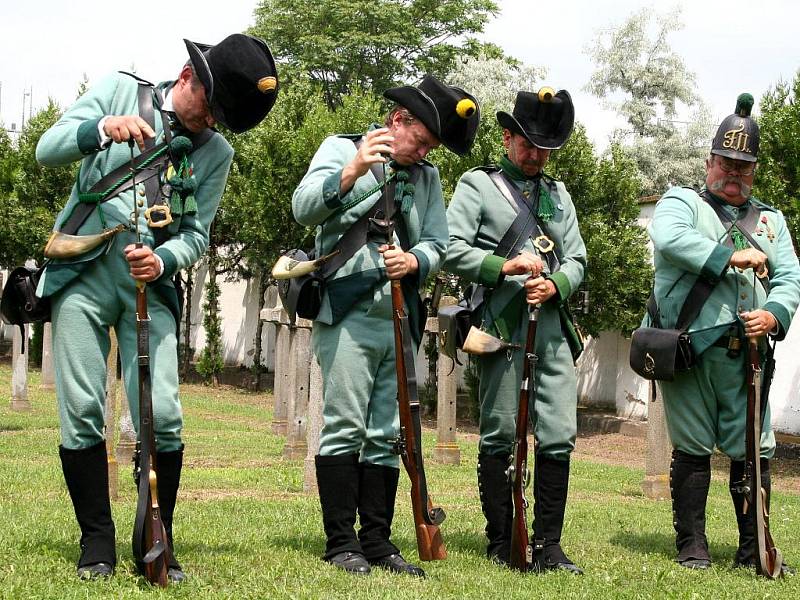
[315,454,369,574]
[59,441,116,579]
[477,453,513,564]
[531,455,582,574]
[156,446,185,582]
[670,450,711,569]
[357,462,424,577]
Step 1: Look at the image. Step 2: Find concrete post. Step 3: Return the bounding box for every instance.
[40,322,55,390]
[303,355,323,493]
[116,379,137,468]
[642,382,672,500]
[429,296,460,464]
[105,330,120,500]
[283,319,312,460]
[11,325,30,411]
[261,297,290,435]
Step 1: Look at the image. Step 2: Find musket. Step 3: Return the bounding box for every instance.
[507,304,539,571]
[127,140,171,587]
[372,156,446,561]
[744,335,783,578]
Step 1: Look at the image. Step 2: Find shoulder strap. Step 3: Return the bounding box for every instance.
[488,171,560,274]
[647,276,716,332]
[318,138,417,278]
[700,190,769,292]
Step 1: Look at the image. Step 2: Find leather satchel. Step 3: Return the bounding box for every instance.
[437,303,472,359]
[628,278,714,381]
[629,326,693,381]
[1,265,51,351]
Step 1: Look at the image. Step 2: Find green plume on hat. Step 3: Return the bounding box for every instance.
[735,93,754,117]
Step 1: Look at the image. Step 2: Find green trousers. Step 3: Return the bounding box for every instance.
[660,346,774,460]
[52,235,183,452]
[313,299,402,467]
[477,301,577,460]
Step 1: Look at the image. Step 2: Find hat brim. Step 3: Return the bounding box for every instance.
[496,110,570,150]
[711,148,758,163]
[184,39,214,102]
[383,86,441,138]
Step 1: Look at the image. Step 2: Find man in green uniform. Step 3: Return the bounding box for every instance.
[292,75,479,577]
[647,94,800,571]
[33,34,278,581]
[444,88,586,573]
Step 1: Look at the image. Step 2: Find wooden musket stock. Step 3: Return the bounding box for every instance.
[391,277,447,561]
[508,306,540,571]
[745,338,783,579]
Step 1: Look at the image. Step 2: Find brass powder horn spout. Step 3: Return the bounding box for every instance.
[43,224,127,259]
[462,326,520,355]
[271,250,340,280]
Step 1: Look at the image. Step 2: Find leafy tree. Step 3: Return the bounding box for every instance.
[250,0,501,108]
[753,74,800,246]
[0,100,73,267]
[196,239,224,385]
[584,6,708,195]
[0,128,15,196]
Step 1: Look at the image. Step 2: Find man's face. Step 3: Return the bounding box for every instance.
[705,154,756,206]
[388,112,440,166]
[173,66,216,133]
[504,130,551,177]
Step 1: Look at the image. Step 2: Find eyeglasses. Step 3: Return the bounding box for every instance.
[716,156,756,176]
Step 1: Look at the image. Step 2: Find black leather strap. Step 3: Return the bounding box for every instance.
[318,137,417,278]
[59,76,215,239]
[489,170,560,274]
[701,190,769,293]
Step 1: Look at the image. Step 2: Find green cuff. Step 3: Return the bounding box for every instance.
[478,254,506,287]
[763,301,791,341]
[409,249,430,283]
[154,247,178,281]
[323,169,345,209]
[77,118,103,155]
[701,244,733,283]
[547,271,572,303]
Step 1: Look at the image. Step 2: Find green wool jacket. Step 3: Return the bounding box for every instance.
[444,167,587,341]
[35,71,234,316]
[291,132,448,325]
[646,186,800,354]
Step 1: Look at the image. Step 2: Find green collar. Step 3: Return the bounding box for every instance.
[498,156,554,222]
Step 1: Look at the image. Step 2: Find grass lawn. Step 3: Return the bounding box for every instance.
[1,362,798,599]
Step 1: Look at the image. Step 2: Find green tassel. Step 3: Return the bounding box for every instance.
[77,192,104,204]
[183,194,198,215]
[731,228,749,251]
[537,184,555,223]
[171,195,183,217]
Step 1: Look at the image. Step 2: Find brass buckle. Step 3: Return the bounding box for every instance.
[144,205,173,228]
[533,235,554,254]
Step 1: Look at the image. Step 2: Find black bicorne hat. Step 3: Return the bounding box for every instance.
[184,33,279,133]
[383,74,480,156]
[711,93,759,163]
[497,88,575,150]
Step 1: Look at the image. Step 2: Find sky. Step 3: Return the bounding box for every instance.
[1,0,799,150]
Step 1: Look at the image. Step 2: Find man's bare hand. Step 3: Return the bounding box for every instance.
[124,244,161,282]
[524,276,556,305]
[730,248,768,275]
[378,244,418,280]
[502,252,544,277]
[740,309,777,339]
[340,128,394,193]
[103,116,156,151]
